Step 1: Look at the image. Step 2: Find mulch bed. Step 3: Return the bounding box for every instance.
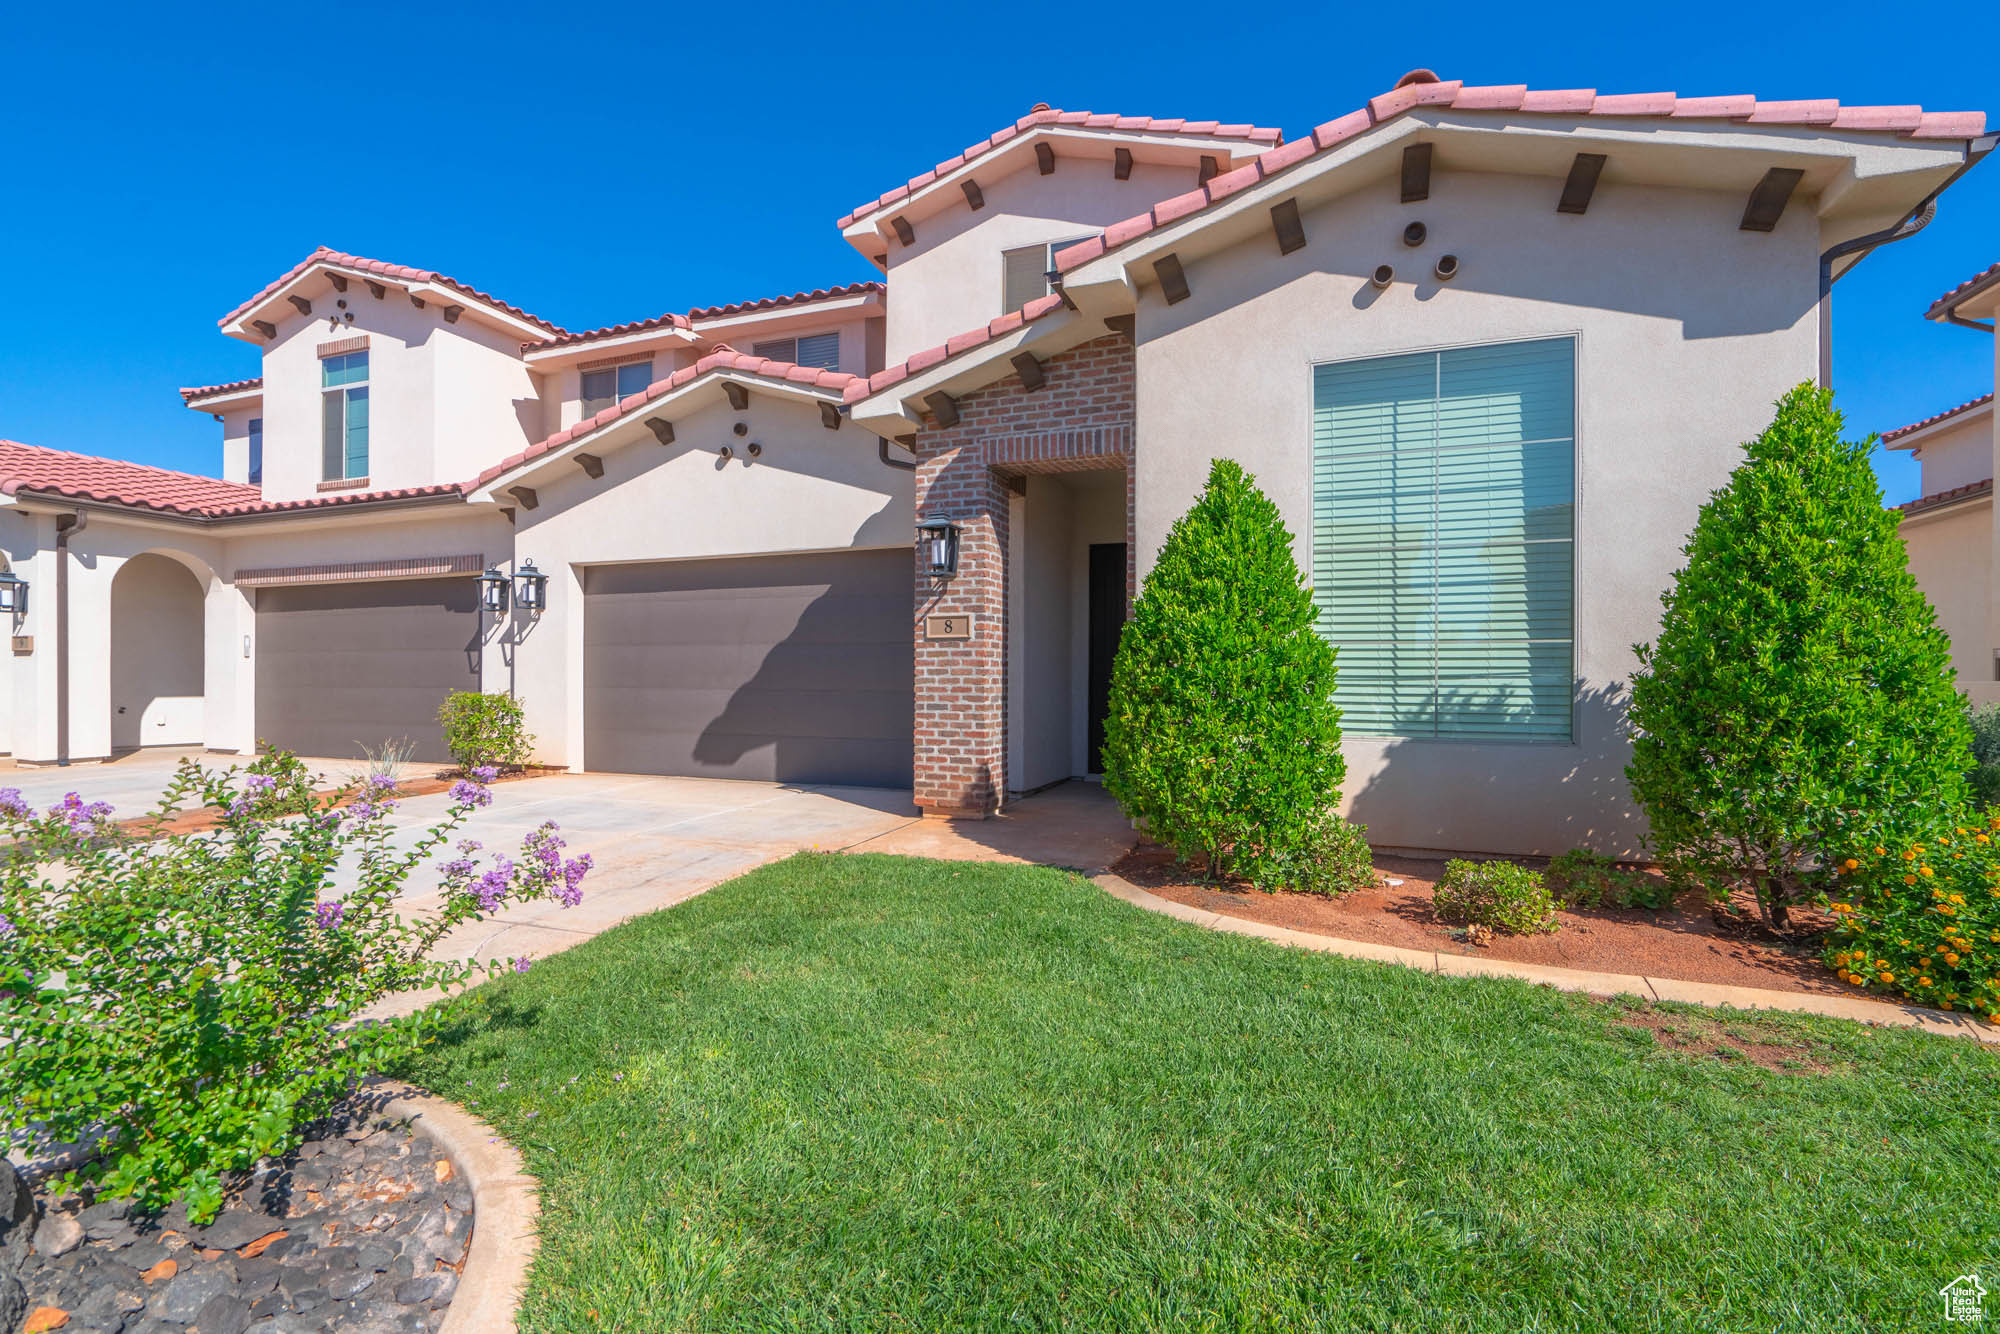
[1112,844,1854,997]
[10,1099,472,1334]
[113,765,567,840]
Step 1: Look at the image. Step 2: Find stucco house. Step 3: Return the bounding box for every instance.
[1888,263,2000,706]
[0,70,1987,855]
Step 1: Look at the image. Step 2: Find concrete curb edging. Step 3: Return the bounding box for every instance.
[1093,873,2000,1045]
[368,1081,540,1334]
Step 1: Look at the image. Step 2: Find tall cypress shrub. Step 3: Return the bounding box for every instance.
[1102,458,1368,894]
[1626,384,1971,928]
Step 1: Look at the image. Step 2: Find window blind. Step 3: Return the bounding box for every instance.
[1001,246,1051,314]
[753,332,840,371]
[1311,337,1575,742]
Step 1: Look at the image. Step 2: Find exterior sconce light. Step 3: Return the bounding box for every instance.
[917,518,962,578]
[477,566,510,613]
[0,568,28,617]
[513,559,549,614]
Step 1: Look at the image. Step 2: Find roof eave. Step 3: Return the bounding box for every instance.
[847,305,1095,435]
[180,388,263,414]
[221,262,553,347]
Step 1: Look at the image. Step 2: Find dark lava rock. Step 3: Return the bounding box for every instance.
[152,1261,240,1322]
[393,1271,457,1306]
[0,1273,26,1334]
[197,1291,255,1334]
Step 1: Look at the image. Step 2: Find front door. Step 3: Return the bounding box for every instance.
[1086,543,1127,773]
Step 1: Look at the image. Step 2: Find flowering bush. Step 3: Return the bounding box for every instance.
[1433,859,1559,936]
[238,742,317,817]
[0,757,591,1220]
[1825,809,2000,1022]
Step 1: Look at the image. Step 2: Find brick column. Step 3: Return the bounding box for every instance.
[910,335,1135,817]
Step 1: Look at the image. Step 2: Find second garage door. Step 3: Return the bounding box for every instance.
[584,550,912,787]
[255,578,481,762]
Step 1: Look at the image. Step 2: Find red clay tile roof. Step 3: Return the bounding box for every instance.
[1896,477,1993,515]
[843,295,1068,405]
[179,377,263,404]
[837,108,1284,229]
[473,348,860,489]
[221,247,567,336]
[1882,392,1994,443]
[0,439,465,519]
[1926,261,2000,321]
[526,281,885,353]
[1053,77,1989,276]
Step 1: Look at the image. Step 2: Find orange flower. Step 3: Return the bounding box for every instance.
[1844,858,1860,871]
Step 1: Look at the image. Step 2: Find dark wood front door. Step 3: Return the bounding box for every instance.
[1086,543,1127,773]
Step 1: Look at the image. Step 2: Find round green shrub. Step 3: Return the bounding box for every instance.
[1433,859,1559,935]
[1102,458,1368,894]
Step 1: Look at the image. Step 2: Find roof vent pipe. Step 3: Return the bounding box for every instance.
[1371,264,1395,290]
[1434,254,1460,281]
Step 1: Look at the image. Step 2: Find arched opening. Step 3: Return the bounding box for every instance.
[110,552,206,751]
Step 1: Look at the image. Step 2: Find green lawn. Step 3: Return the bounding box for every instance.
[406,853,2000,1333]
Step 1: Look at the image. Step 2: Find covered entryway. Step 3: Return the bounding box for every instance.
[254,577,480,761]
[110,552,207,750]
[583,549,912,787]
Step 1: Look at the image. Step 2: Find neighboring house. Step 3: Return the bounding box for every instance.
[0,71,1987,856]
[1883,391,1995,703]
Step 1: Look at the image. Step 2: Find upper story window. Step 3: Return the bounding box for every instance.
[750,332,841,371]
[321,352,369,480]
[581,360,653,416]
[1001,238,1093,314]
[248,417,263,486]
[1311,336,1577,743]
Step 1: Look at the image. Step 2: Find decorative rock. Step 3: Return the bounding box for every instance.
[37,1212,84,1260]
[22,1304,71,1332]
[329,1267,379,1299]
[392,1271,456,1306]
[139,1259,175,1284]
[246,1316,322,1334]
[150,1263,237,1323]
[194,1292,252,1334]
[0,1275,25,1333]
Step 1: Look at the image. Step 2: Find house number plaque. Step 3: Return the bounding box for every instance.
[925,614,973,640]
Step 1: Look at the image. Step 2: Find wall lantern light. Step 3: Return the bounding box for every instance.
[513,559,550,614]
[477,566,510,613]
[917,518,962,578]
[0,568,29,617]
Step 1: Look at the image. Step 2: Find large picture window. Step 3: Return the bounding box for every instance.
[321,352,369,480]
[1311,337,1576,742]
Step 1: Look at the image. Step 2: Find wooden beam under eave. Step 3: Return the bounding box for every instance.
[1010,351,1047,391]
[575,452,604,479]
[1198,155,1220,185]
[252,319,277,339]
[891,216,915,247]
[1400,143,1432,203]
[287,295,312,316]
[1740,167,1804,232]
[644,417,675,445]
[924,390,960,428]
[507,485,539,511]
[327,273,348,292]
[723,382,750,411]
[1035,142,1055,175]
[1153,253,1190,305]
[1557,153,1607,215]
[442,304,463,324]
[819,401,843,430]
[960,179,985,211]
[365,281,386,299]
[1114,147,1133,181]
[1104,314,1136,337]
[410,294,426,309]
[1270,199,1307,255]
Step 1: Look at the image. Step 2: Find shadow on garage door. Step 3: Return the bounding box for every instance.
[584,549,913,788]
[255,578,481,762]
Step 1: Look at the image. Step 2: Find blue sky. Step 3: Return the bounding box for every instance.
[2,1,1992,504]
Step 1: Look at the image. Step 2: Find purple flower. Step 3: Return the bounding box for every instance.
[0,789,30,819]
[512,956,532,974]
[314,900,345,930]
[0,913,15,939]
[366,773,397,794]
[344,795,395,823]
[244,773,277,795]
[447,779,492,808]
[471,858,513,913]
[557,854,591,908]
[471,765,500,784]
[227,795,253,817]
[52,792,114,835]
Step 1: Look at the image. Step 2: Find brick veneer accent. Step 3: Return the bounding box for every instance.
[911,333,1135,816]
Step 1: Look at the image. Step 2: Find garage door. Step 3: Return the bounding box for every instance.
[584,550,912,787]
[255,578,481,762]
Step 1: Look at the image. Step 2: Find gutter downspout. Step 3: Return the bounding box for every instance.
[53,510,85,766]
[1817,132,1997,386]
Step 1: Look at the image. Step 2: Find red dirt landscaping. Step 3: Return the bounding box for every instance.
[1111,844,1857,997]
[112,764,566,838]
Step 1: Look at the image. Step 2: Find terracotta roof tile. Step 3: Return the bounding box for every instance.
[1896,477,1993,515]
[471,348,860,489]
[837,106,1283,229]
[526,281,885,353]
[1881,392,1995,442]
[1926,260,2000,321]
[845,294,1067,405]
[221,247,566,336]
[179,377,263,404]
[1053,80,1988,276]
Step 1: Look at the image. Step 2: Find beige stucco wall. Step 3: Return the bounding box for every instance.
[1906,411,1995,496]
[885,159,1203,363]
[1900,498,1993,698]
[1133,168,1821,856]
[109,552,206,749]
[504,391,914,770]
[1009,480,1074,792]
